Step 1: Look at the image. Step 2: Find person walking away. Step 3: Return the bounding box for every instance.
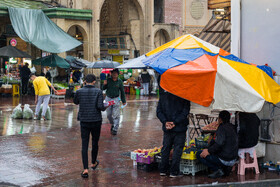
[157,85,190,178]
[236,112,260,159]
[196,110,238,179]
[30,73,57,121]
[103,69,126,135]
[74,74,107,178]
[141,69,151,96]
[20,63,31,95]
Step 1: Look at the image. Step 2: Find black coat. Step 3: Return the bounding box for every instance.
[208,122,238,161]
[237,112,260,148]
[141,72,151,83]
[73,85,106,122]
[20,66,31,79]
[157,91,190,132]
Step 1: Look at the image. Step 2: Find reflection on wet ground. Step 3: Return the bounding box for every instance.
[0,95,279,186]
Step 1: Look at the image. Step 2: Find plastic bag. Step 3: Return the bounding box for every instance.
[38,104,52,120]
[11,104,23,119]
[30,66,36,73]
[23,104,34,119]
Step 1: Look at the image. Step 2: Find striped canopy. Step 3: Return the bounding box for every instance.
[143,34,280,112]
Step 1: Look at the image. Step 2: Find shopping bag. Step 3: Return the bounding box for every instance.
[11,104,23,119]
[30,67,36,73]
[23,104,34,119]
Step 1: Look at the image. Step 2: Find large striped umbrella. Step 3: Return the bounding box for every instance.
[143,34,280,112]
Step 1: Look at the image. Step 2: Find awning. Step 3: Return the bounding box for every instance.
[32,54,70,69]
[0,45,31,58]
[8,7,82,53]
[117,55,147,69]
[198,15,231,52]
[66,56,87,69]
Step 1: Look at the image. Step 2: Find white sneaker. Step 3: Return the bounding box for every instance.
[33,116,37,120]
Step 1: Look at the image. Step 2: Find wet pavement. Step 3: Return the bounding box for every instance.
[0,95,280,186]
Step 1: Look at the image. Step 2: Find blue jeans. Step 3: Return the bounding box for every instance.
[142,83,149,95]
[196,150,224,171]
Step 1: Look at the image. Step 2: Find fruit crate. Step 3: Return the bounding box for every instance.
[181,151,196,160]
[180,159,207,176]
[136,154,154,164]
[130,152,145,161]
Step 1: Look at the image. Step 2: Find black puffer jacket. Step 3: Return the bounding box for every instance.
[20,65,31,79]
[237,112,260,148]
[208,122,238,161]
[74,85,106,122]
[157,90,190,132]
[141,71,151,83]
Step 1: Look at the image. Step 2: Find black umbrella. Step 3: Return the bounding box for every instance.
[87,60,120,69]
[65,56,87,69]
[0,45,32,58]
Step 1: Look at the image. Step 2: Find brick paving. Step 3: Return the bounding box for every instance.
[0,95,279,186]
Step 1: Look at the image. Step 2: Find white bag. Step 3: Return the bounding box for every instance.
[11,104,23,119]
[23,104,34,119]
[30,67,36,73]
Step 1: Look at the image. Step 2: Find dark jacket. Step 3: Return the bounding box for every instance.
[157,91,190,132]
[208,122,238,161]
[237,112,260,148]
[73,85,106,122]
[103,78,126,103]
[141,71,151,83]
[20,65,31,79]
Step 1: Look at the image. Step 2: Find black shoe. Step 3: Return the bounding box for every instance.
[81,171,88,178]
[91,160,99,170]
[160,172,167,176]
[208,169,224,179]
[170,172,184,178]
[111,130,117,135]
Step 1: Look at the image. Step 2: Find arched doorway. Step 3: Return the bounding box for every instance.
[67,25,86,59]
[154,29,170,48]
[99,0,144,61]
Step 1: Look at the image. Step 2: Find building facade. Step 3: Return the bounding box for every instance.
[0,0,180,64]
[182,0,212,35]
[48,0,180,62]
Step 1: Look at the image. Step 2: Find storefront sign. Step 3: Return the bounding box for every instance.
[119,50,130,56]
[113,55,124,64]
[10,38,17,46]
[108,49,120,55]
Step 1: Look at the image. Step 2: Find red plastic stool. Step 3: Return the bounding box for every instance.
[238,149,259,175]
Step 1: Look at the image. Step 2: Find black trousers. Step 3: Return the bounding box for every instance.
[21,78,29,94]
[160,131,186,175]
[196,150,224,171]
[80,121,102,169]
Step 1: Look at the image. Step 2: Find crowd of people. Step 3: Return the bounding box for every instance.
[23,67,260,179]
[72,70,260,179]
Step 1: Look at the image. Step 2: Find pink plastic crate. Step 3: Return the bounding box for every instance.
[136,154,154,164]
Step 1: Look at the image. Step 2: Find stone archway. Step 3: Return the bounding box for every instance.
[99,0,144,60]
[66,24,88,59]
[154,29,170,48]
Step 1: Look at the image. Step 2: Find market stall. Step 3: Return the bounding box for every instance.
[130,34,280,174]
[0,45,32,96]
